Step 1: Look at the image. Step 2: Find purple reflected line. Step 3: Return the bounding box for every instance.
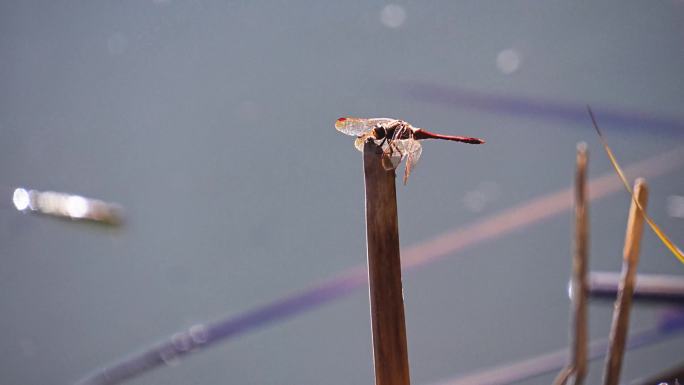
[432,308,684,385]
[402,83,684,134]
[74,147,684,385]
[74,270,367,385]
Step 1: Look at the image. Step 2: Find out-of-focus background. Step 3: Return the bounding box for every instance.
[1,2,683,384]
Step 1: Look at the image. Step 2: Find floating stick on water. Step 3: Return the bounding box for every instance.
[12,187,122,225]
[587,271,684,304]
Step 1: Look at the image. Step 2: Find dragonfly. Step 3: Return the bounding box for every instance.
[336,117,485,184]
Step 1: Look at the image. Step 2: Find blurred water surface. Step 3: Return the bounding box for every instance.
[1,2,683,384]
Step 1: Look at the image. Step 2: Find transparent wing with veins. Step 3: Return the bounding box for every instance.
[335,117,396,137]
[392,139,423,184]
[337,116,483,184]
[380,124,411,171]
[381,143,403,171]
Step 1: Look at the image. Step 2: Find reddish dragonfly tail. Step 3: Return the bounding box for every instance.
[413,129,485,144]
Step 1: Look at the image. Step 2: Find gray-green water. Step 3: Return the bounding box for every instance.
[1,2,683,384]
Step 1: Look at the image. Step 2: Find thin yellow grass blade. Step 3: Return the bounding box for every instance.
[587,106,684,265]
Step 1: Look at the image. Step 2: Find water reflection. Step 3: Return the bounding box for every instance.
[380,4,407,29]
[496,48,522,74]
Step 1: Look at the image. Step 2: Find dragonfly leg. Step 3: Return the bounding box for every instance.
[381,142,401,171]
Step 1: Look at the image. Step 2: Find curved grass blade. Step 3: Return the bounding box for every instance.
[588,106,684,265]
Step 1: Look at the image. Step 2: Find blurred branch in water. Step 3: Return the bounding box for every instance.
[587,272,684,304]
[428,309,684,385]
[11,187,123,226]
[401,83,684,134]
[74,147,684,385]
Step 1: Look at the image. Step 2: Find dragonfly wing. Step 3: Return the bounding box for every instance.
[381,142,403,171]
[335,117,395,136]
[404,139,422,167]
[381,152,403,171]
[402,139,422,184]
[354,136,366,152]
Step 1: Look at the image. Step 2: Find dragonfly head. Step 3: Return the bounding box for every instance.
[372,127,386,140]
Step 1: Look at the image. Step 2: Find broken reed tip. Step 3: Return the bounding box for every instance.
[576,141,588,153]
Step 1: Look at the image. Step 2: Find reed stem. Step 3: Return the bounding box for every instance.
[602,179,649,385]
[363,141,411,385]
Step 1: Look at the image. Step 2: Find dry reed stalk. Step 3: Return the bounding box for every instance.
[602,179,649,385]
[363,141,411,385]
[553,143,589,385]
[570,143,590,385]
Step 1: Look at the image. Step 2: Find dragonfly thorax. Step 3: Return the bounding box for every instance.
[372,121,413,141]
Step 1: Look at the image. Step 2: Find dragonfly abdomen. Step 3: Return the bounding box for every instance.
[413,129,485,144]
